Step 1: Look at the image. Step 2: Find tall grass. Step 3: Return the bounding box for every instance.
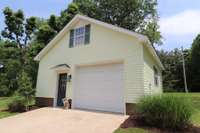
[136,94,194,130]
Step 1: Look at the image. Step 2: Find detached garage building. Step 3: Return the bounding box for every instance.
[34,15,164,114]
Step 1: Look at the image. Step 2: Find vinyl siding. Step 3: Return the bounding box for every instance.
[36,19,145,105]
[143,45,163,95]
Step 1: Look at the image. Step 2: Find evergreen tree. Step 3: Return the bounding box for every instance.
[17,71,35,110]
[190,34,200,92]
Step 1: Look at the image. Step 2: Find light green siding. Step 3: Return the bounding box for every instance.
[143,45,163,95]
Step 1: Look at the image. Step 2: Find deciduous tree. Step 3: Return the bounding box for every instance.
[1,7,37,48]
[74,0,162,45]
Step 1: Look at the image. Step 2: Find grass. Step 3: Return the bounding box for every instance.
[114,128,153,133]
[0,97,19,119]
[169,93,200,126]
[0,111,18,119]
[114,93,200,133]
[165,93,200,126]
[0,96,36,119]
[0,97,13,110]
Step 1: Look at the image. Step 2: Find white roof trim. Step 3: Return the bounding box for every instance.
[34,14,164,70]
[143,37,164,70]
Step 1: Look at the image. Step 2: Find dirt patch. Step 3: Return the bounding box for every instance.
[120,116,200,133]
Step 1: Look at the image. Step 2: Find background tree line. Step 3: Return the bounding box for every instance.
[159,34,200,92]
[0,0,199,98]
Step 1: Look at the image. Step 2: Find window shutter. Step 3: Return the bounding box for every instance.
[84,24,91,44]
[69,29,74,48]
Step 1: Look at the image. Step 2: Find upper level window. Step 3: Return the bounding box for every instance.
[69,24,91,48]
[154,66,159,86]
[74,27,85,46]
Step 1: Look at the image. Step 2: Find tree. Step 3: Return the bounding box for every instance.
[36,0,161,46]
[0,74,10,96]
[48,15,60,32]
[24,42,45,87]
[17,71,35,110]
[141,18,162,46]
[0,42,22,96]
[1,7,37,48]
[36,23,56,44]
[190,34,200,92]
[1,7,42,93]
[74,0,162,46]
[158,48,191,92]
[58,3,79,30]
[35,3,79,44]
[24,17,37,46]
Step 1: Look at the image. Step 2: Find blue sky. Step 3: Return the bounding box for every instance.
[158,0,200,50]
[1,0,200,51]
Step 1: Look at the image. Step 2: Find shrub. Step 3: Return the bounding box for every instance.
[8,96,26,112]
[136,95,193,130]
[17,71,35,111]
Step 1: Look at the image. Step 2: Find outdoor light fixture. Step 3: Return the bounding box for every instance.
[0,64,4,69]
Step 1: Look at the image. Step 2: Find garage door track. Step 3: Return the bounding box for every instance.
[0,107,128,133]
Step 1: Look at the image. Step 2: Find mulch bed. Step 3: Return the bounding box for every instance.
[120,116,200,133]
[0,109,7,112]
[28,105,40,111]
[2,105,40,113]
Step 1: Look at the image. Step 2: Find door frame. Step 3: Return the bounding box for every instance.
[56,73,67,106]
[54,71,69,107]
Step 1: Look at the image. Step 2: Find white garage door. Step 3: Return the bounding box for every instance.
[73,63,124,113]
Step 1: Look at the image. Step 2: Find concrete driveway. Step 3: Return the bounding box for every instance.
[0,107,128,133]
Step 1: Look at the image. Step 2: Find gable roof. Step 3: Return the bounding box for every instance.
[34,14,164,70]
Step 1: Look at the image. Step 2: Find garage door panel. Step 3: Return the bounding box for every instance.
[74,64,124,113]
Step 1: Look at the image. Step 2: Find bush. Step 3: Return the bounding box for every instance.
[8,96,26,112]
[136,95,193,130]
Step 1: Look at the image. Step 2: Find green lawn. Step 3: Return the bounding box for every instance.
[171,93,200,126]
[114,128,153,133]
[0,97,13,110]
[0,97,19,119]
[0,111,18,119]
[165,93,200,126]
[114,93,200,133]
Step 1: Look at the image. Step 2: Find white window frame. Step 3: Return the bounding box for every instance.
[73,26,85,47]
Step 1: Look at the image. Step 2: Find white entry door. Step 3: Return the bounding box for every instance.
[73,63,124,113]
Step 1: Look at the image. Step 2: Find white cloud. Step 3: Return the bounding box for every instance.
[159,10,200,36]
